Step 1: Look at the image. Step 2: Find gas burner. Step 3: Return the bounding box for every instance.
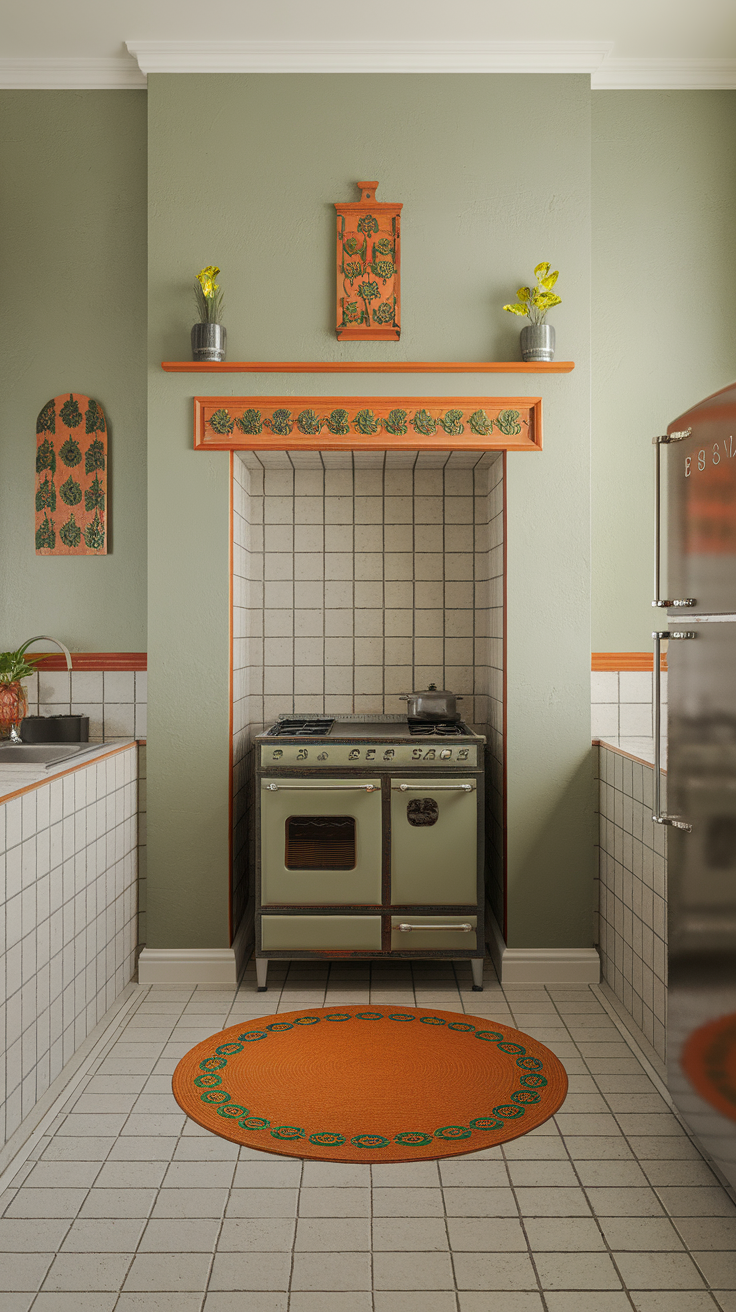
[407,719,472,737]
[267,718,335,738]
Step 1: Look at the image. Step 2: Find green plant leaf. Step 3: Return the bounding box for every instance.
[503,303,528,316]
[534,262,551,280]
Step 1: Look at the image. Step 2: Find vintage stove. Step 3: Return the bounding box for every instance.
[254,714,485,991]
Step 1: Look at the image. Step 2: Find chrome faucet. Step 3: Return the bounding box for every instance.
[7,635,73,744]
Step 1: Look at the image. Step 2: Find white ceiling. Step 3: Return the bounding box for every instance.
[2,0,736,86]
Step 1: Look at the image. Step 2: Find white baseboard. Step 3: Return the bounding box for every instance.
[487,910,600,984]
[137,948,238,986]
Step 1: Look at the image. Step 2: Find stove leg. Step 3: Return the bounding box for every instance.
[256,958,268,992]
[471,958,484,991]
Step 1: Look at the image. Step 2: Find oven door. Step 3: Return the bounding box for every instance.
[260,777,382,905]
[390,777,478,905]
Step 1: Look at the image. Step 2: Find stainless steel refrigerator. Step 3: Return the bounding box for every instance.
[656,381,736,1187]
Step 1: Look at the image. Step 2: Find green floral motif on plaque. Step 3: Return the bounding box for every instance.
[343,260,363,283]
[325,409,350,435]
[357,280,380,304]
[85,474,105,513]
[59,513,82,549]
[265,409,293,436]
[208,408,235,435]
[343,302,363,324]
[374,238,393,256]
[384,408,408,435]
[354,409,381,436]
[439,410,464,436]
[36,438,56,475]
[84,511,105,552]
[495,409,522,436]
[357,215,379,235]
[412,409,437,436]
[35,476,56,512]
[371,259,394,284]
[85,399,106,434]
[343,236,360,256]
[297,409,322,436]
[36,400,56,434]
[59,476,82,506]
[59,437,82,467]
[469,410,494,436]
[372,301,395,326]
[59,396,83,429]
[236,409,263,436]
[85,438,105,474]
[35,514,55,551]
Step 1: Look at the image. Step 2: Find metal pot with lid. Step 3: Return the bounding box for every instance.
[399,683,463,722]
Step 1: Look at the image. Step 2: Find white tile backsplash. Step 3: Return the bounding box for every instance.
[22,667,147,744]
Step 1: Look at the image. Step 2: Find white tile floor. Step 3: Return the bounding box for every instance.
[0,958,735,1310]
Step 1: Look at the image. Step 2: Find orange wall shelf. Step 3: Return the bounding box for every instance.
[161,361,575,375]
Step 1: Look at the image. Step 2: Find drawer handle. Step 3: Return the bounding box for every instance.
[393,783,474,792]
[398,923,473,932]
[263,783,377,792]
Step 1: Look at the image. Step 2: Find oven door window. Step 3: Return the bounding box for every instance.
[285,816,357,870]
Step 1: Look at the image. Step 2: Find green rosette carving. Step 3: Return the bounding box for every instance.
[265,409,293,436]
[495,409,522,436]
[342,302,363,324]
[374,237,393,256]
[59,475,82,506]
[384,408,408,436]
[371,259,394,283]
[35,476,56,512]
[325,408,350,435]
[85,474,105,513]
[412,409,437,436]
[84,511,105,551]
[372,301,395,325]
[85,398,106,435]
[297,409,322,436]
[439,409,464,436]
[59,513,82,549]
[358,280,380,304]
[85,438,105,473]
[354,409,381,436]
[35,513,55,551]
[208,408,235,435]
[343,236,360,256]
[59,437,83,467]
[36,437,56,475]
[36,400,56,434]
[236,409,263,436]
[469,409,494,436]
[357,215,379,235]
[59,396,83,429]
[343,260,363,283]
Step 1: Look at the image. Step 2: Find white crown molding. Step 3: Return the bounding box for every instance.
[126,39,614,75]
[593,57,736,89]
[0,56,146,89]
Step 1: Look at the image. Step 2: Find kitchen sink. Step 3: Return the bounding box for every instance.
[0,743,99,766]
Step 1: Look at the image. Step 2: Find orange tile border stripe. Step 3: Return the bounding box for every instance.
[34,652,147,671]
[592,652,667,672]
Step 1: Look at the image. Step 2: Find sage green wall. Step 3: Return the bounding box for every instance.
[0,92,147,651]
[147,73,593,952]
[592,91,736,653]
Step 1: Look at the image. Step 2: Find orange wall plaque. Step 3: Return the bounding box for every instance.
[35,393,107,555]
[193,396,542,453]
[335,181,402,342]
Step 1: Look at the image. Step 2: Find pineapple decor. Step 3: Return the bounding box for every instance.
[34,393,108,556]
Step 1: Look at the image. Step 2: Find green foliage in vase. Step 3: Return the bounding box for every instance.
[495,409,522,436]
[372,301,395,325]
[194,265,225,324]
[358,280,380,304]
[371,259,394,284]
[60,513,82,548]
[85,438,105,474]
[36,399,56,434]
[85,398,106,434]
[354,409,381,436]
[0,640,45,684]
[374,238,393,256]
[325,409,350,435]
[59,475,82,506]
[384,408,408,435]
[297,409,322,436]
[59,436,83,467]
[60,395,83,429]
[84,511,105,551]
[412,409,437,436]
[265,409,293,436]
[35,475,56,512]
[236,409,263,435]
[469,409,494,436]
[208,408,235,435]
[357,215,379,235]
[503,262,561,325]
[85,473,105,512]
[36,437,56,474]
[343,260,363,283]
[35,514,55,551]
[439,409,464,436]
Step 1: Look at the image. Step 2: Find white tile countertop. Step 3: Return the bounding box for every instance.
[0,739,136,804]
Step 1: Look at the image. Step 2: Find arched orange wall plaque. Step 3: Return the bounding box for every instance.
[35,393,107,555]
[335,181,402,342]
[193,396,542,453]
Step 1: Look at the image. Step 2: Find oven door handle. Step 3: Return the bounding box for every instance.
[398,923,473,932]
[262,783,378,792]
[392,783,474,792]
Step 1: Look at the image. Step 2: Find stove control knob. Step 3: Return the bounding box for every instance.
[440,749,452,759]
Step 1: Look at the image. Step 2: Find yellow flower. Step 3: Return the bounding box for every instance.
[197,266,221,296]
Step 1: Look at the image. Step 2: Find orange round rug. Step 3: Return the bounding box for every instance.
[172,1005,568,1163]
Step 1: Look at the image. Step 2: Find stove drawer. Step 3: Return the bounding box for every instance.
[260,915,382,951]
[390,777,478,905]
[391,915,478,951]
[260,776,382,905]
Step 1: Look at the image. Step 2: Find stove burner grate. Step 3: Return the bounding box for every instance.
[267,718,335,738]
[407,719,472,737]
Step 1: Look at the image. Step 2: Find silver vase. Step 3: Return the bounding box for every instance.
[191,322,227,363]
[520,323,555,363]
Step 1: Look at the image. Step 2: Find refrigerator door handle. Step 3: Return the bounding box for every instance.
[652,430,696,608]
[652,629,695,831]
